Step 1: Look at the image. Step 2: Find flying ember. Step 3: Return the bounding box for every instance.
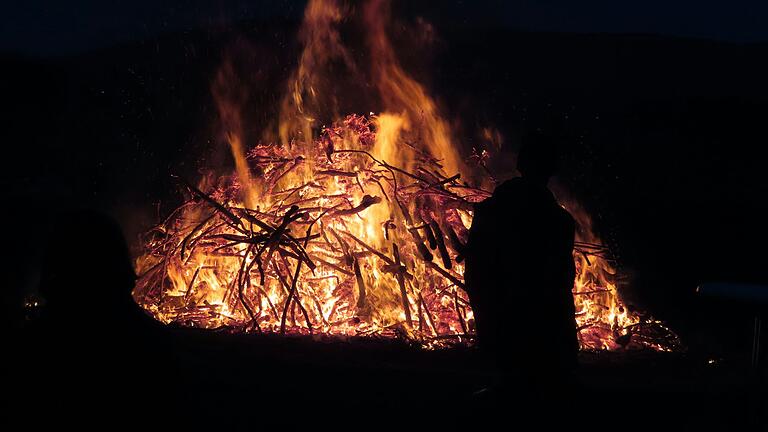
[132,0,681,351]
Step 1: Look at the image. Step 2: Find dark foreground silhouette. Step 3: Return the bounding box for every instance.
[465,135,578,399]
[12,210,174,420]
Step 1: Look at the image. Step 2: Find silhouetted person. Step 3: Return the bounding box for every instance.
[465,134,577,390]
[20,209,171,416]
[36,210,164,341]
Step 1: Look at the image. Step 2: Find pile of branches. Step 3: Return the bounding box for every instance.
[135,115,489,343]
[135,114,683,351]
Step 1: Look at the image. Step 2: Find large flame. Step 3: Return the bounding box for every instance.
[133,0,680,351]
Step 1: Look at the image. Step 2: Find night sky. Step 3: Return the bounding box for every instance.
[2,0,768,56]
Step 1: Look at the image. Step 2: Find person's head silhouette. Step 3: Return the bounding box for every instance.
[516,133,560,185]
[39,210,136,329]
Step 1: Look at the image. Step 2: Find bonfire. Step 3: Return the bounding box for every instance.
[133,0,681,352]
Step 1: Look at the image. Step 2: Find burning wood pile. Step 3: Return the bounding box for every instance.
[133,0,681,351]
[133,114,680,351]
[135,114,485,345]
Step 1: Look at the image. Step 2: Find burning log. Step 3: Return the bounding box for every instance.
[277,253,312,334]
[429,220,452,270]
[340,231,394,265]
[443,220,466,263]
[454,287,468,335]
[422,223,437,250]
[353,259,368,314]
[417,292,438,337]
[332,194,382,217]
[391,243,412,327]
[408,228,434,262]
[425,262,464,290]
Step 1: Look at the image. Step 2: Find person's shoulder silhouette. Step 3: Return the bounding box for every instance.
[466,132,578,375]
[39,210,137,329]
[37,209,174,362]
